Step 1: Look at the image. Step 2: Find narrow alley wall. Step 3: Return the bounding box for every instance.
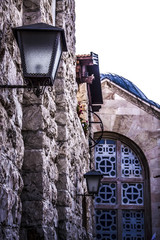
[0,0,94,239]
[0,0,24,239]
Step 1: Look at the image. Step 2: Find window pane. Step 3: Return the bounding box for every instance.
[21,31,56,74]
[51,35,62,80]
[94,137,146,239]
[95,183,116,205]
[121,144,142,178]
[96,209,117,240]
[122,210,144,239]
[95,140,116,177]
[122,183,143,205]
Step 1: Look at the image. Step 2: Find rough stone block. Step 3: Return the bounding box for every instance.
[57,126,68,141]
[54,78,65,93]
[56,157,69,173]
[57,190,72,207]
[45,121,58,139]
[43,226,57,240]
[43,201,58,226]
[43,160,58,182]
[23,105,43,131]
[42,176,57,204]
[0,158,23,193]
[23,91,42,105]
[21,172,42,201]
[23,0,41,25]
[21,201,43,226]
[22,131,43,150]
[23,150,43,172]
[56,173,70,190]
[57,207,72,221]
[0,186,22,226]
[55,111,67,126]
[0,226,19,240]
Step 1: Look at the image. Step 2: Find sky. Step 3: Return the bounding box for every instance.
[75,0,160,104]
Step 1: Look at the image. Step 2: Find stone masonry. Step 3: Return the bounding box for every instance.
[0,0,24,239]
[0,0,94,239]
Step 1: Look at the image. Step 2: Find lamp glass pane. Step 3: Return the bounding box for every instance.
[21,31,57,74]
[87,176,100,194]
[51,36,62,81]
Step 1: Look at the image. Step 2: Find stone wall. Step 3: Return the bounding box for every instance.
[0,0,94,239]
[0,0,24,239]
[94,79,160,238]
[55,1,93,238]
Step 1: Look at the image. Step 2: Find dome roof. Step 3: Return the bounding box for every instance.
[101,73,160,109]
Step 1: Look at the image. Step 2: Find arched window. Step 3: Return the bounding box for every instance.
[94,132,151,240]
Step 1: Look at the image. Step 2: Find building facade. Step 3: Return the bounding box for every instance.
[0,1,160,240]
[92,74,160,240]
[0,0,94,239]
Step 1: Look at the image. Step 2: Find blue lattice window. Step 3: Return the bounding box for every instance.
[94,138,147,240]
[95,140,116,177]
[96,209,117,240]
[95,183,116,205]
[122,210,144,240]
[121,144,142,178]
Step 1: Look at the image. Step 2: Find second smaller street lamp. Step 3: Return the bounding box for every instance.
[84,169,103,195]
[11,22,67,96]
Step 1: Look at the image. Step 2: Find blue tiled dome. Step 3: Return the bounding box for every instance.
[101,73,160,109]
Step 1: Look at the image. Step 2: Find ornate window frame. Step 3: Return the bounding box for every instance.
[94,131,152,239]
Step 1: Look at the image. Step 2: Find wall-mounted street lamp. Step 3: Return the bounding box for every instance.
[77,169,103,198]
[77,169,103,228]
[84,169,103,196]
[0,23,67,97]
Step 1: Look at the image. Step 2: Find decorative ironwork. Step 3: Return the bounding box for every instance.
[122,210,144,239]
[89,110,104,148]
[95,209,117,240]
[95,140,116,176]
[25,78,52,97]
[122,183,143,205]
[95,183,116,205]
[121,144,142,178]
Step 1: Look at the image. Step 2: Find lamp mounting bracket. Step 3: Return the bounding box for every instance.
[88,110,104,149]
[0,78,53,97]
[76,193,95,199]
[0,85,28,88]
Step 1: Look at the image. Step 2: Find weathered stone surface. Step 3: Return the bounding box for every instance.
[23,0,54,25]
[0,186,22,225]
[0,227,19,240]
[21,201,43,226]
[23,91,43,105]
[23,150,43,172]
[43,200,58,226]
[55,111,67,125]
[1,0,93,239]
[57,125,68,141]
[57,190,72,207]
[23,105,43,131]
[21,172,43,201]
[0,158,23,192]
[22,130,43,149]
[0,1,24,239]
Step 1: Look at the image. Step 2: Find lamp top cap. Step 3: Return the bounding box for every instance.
[12,22,64,31]
[12,22,67,51]
[84,169,103,178]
